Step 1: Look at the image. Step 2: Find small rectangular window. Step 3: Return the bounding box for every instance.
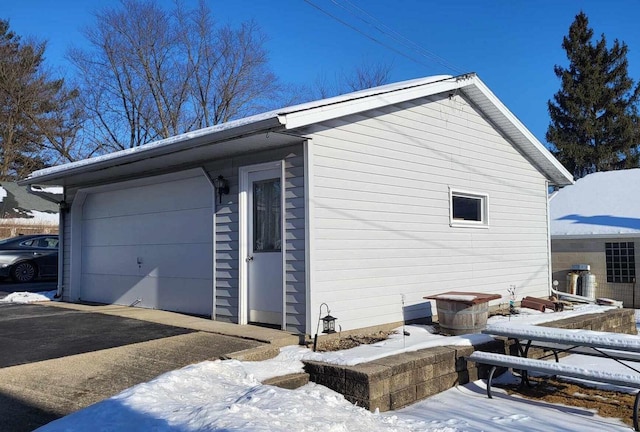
[606,242,636,283]
[450,189,488,228]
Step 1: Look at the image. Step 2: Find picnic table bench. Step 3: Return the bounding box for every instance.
[468,324,640,430]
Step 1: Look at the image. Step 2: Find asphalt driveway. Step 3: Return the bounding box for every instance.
[0,303,267,432]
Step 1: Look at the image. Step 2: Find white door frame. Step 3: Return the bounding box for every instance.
[238,160,286,327]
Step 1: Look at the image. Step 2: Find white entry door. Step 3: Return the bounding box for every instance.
[246,167,283,327]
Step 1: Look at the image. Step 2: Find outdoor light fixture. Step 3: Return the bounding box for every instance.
[321,309,337,334]
[213,175,229,204]
[312,302,337,352]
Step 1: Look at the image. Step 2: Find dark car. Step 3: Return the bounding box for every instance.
[0,234,59,283]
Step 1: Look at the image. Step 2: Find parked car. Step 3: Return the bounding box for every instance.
[0,234,59,283]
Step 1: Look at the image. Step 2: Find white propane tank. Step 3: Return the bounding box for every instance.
[582,273,597,299]
[566,272,579,295]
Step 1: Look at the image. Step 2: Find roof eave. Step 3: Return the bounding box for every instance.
[280,75,466,129]
[460,78,574,187]
[19,116,284,186]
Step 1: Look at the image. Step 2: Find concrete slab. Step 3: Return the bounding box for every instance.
[0,331,259,432]
[0,300,302,431]
[40,301,301,347]
[0,304,194,368]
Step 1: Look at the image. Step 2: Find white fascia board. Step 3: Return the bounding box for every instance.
[463,78,574,187]
[279,78,463,130]
[19,116,284,186]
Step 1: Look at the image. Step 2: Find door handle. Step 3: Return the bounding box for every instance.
[246,256,254,262]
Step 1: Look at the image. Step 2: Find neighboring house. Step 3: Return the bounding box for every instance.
[19,74,573,336]
[550,169,640,307]
[0,182,60,237]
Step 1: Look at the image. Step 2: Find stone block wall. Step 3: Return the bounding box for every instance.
[303,308,636,412]
[542,308,636,334]
[304,339,504,412]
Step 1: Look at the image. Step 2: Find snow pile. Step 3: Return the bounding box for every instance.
[37,350,444,432]
[36,345,633,432]
[0,186,6,202]
[0,290,56,303]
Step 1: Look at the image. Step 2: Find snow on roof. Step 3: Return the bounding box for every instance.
[21,73,572,187]
[22,75,452,183]
[550,169,640,237]
[30,185,63,195]
[0,181,58,223]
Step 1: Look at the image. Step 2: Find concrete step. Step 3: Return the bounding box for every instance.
[262,372,310,390]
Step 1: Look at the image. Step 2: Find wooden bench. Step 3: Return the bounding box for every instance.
[468,351,640,430]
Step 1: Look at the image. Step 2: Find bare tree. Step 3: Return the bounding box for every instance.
[69,0,281,151]
[0,20,82,180]
[308,60,394,102]
[341,60,393,92]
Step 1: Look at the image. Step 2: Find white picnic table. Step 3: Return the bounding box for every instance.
[471,324,640,430]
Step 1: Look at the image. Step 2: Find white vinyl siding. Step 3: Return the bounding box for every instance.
[61,187,76,301]
[205,145,306,333]
[61,144,305,333]
[303,93,550,331]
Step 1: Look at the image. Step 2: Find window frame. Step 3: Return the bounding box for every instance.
[449,188,489,228]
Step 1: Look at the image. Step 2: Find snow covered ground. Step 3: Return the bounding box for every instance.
[5,291,637,431]
[0,290,56,303]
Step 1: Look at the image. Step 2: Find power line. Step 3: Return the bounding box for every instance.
[303,0,464,74]
[302,0,447,73]
[332,0,465,74]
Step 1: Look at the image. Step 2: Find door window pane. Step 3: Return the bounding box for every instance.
[253,179,281,252]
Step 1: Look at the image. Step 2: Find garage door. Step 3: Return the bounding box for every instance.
[80,172,214,316]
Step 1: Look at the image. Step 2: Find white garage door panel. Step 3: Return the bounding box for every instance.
[82,207,212,246]
[83,177,211,219]
[81,274,213,316]
[82,243,212,279]
[80,173,214,317]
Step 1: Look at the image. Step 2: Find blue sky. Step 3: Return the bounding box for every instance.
[2,1,640,147]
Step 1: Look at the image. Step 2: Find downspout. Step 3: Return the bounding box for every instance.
[55,201,65,299]
[200,167,217,320]
[545,180,553,298]
[26,186,65,299]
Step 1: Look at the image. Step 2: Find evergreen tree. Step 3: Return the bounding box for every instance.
[547,12,640,179]
[0,20,81,180]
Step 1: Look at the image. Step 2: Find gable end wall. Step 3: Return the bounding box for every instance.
[302,93,550,331]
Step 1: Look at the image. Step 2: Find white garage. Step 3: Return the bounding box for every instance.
[73,169,214,317]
